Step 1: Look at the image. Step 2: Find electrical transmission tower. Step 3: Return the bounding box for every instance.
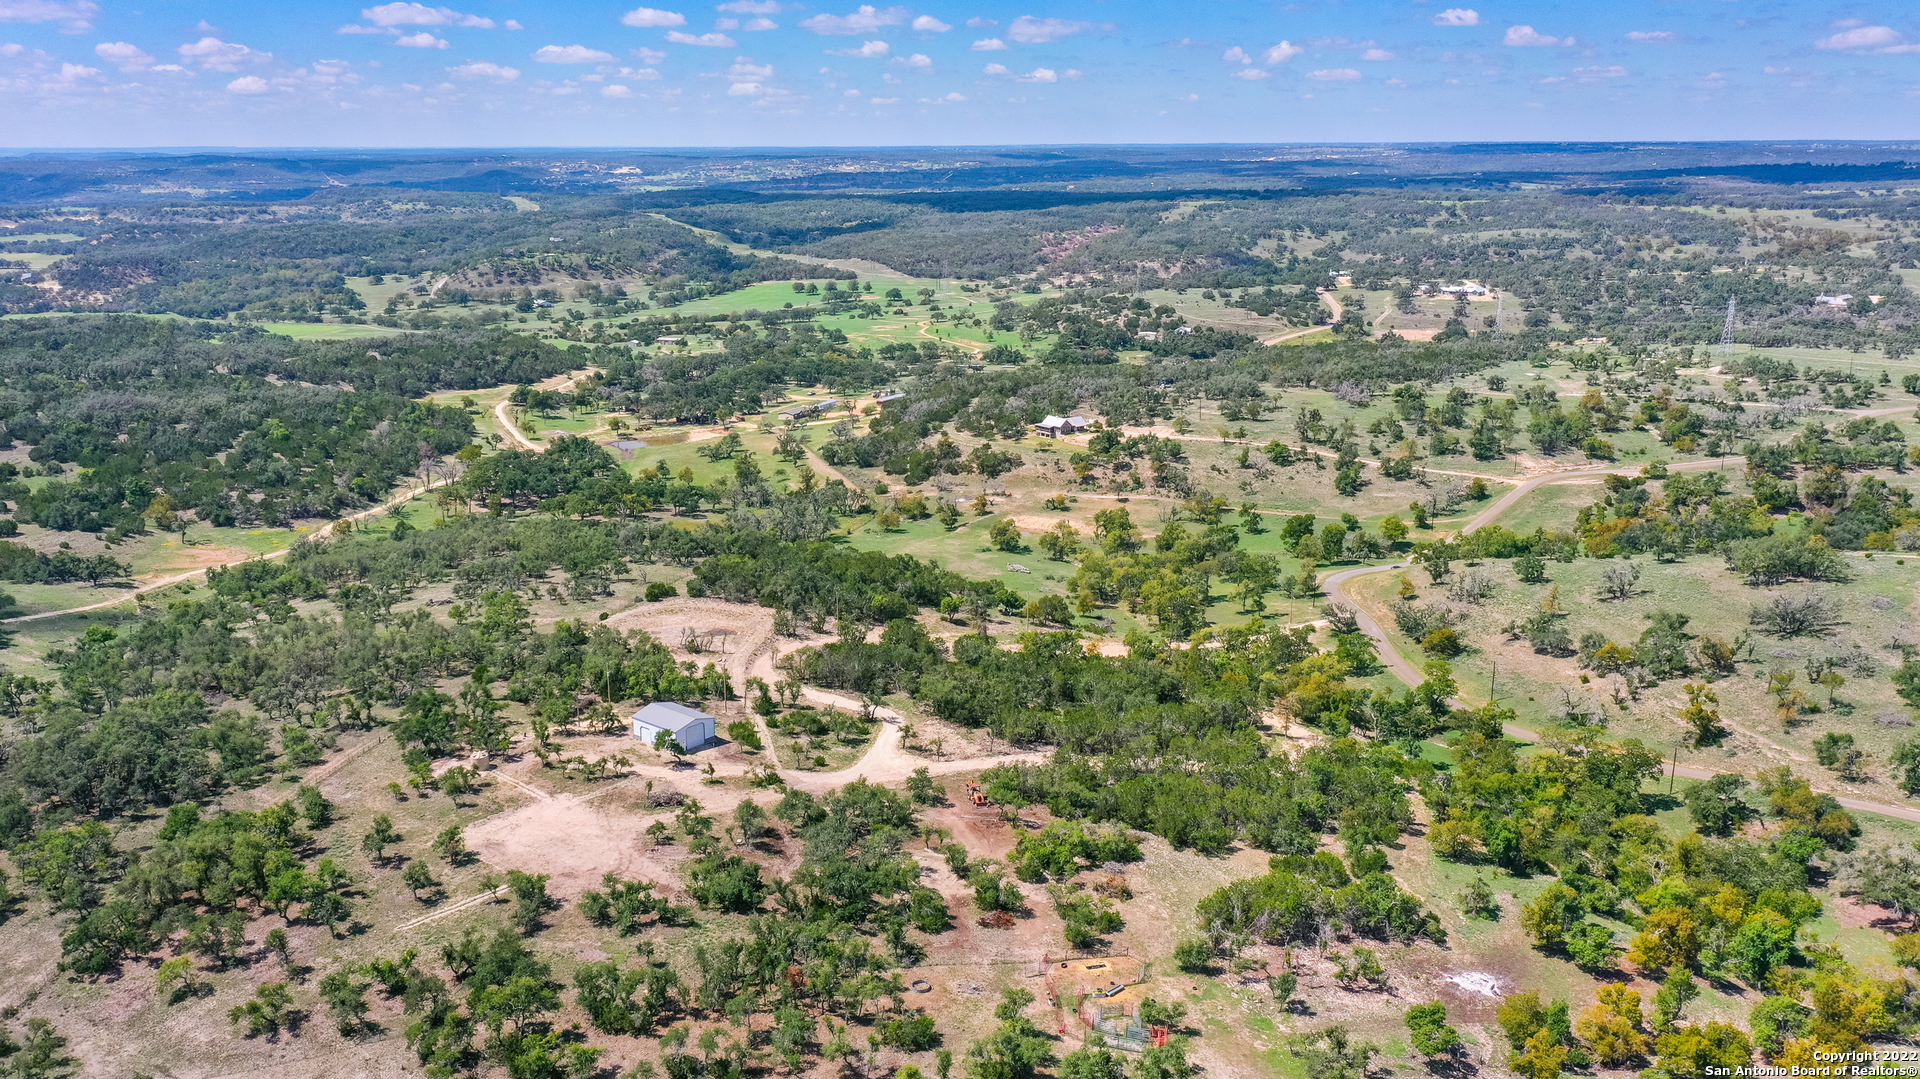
[1492,292,1503,334]
[1719,296,1737,354]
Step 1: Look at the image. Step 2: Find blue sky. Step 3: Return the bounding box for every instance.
[0,0,1917,146]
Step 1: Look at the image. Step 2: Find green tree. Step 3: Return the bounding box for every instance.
[402,860,437,901]
[506,870,553,934]
[1685,774,1754,836]
[962,1017,1054,1079]
[1645,1021,1751,1079]
[1284,1026,1377,1079]
[228,982,295,1038]
[1515,552,1548,583]
[1679,683,1726,748]
[319,969,371,1036]
[1405,1000,1462,1060]
[361,813,400,865]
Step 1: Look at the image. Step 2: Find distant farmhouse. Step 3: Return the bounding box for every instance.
[1036,415,1091,437]
[631,702,716,751]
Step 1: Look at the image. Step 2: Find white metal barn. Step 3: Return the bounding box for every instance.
[631,702,716,751]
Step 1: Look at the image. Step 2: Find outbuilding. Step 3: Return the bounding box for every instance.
[631,702,716,751]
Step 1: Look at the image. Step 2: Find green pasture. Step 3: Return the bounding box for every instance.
[259,321,413,340]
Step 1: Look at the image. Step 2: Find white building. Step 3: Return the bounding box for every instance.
[631,702,717,751]
[1036,415,1091,437]
[1814,294,1854,307]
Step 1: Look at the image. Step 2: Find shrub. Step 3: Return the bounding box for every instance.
[1419,628,1463,657]
[1172,937,1213,973]
[1748,590,1842,639]
[645,582,677,602]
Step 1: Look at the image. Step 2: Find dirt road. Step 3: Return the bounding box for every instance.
[1257,288,1340,346]
[1322,504,1920,825]
[3,474,456,625]
[1459,456,1745,533]
[491,368,596,453]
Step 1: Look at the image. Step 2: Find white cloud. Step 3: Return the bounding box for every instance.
[1697,71,1724,88]
[1625,30,1675,42]
[970,37,1005,50]
[621,7,687,27]
[1018,66,1056,82]
[1359,48,1394,61]
[93,40,153,69]
[447,59,519,79]
[800,5,907,34]
[397,32,449,48]
[361,3,493,28]
[1181,92,1198,101]
[1504,25,1574,47]
[895,52,931,67]
[534,44,613,63]
[844,87,860,95]
[616,65,661,78]
[0,0,98,32]
[1263,41,1303,64]
[602,83,633,96]
[667,31,736,45]
[337,25,393,35]
[226,74,270,93]
[982,61,1009,74]
[1008,15,1092,43]
[718,0,780,11]
[1816,25,1918,53]
[1432,8,1478,27]
[941,90,963,100]
[1572,65,1627,81]
[1231,68,1267,80]
[831,39,889,56]
[1222,46,1249,64]
[743,18,777,31]
[632,46,667,63]
[870,94,899,102]
[1306,67,1359,80]
[505,20,522,30]
[716,18,739,30]
[178,37,270,71]
[729,58,773,77]
[965,17,993,28]
[912,15,950,32]
[727,80,761,94]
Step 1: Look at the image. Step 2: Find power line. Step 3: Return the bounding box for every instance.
[1719,295,1737,355]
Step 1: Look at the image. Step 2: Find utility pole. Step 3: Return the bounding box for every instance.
[1670,739,1681,794]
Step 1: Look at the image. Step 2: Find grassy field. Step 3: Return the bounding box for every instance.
[258,321,415,340]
